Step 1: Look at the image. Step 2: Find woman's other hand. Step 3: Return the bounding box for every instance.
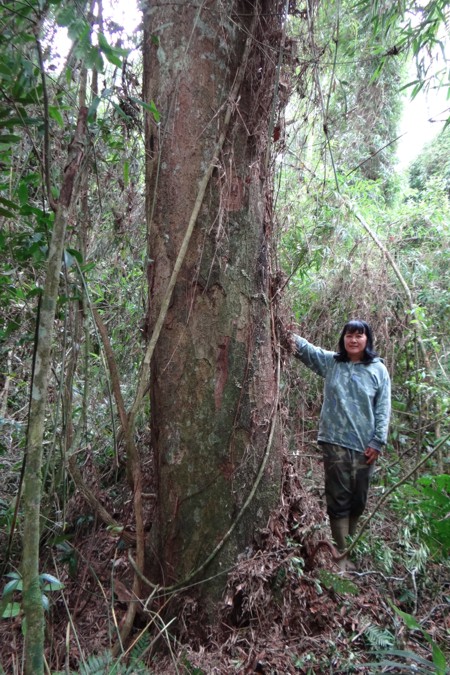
[364,447,379,465]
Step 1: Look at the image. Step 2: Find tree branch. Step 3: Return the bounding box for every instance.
[67,456,136,545]
[92,308,129,433]
[35,35,57,212]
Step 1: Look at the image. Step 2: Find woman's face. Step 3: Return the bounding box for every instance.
[344,330,367,362]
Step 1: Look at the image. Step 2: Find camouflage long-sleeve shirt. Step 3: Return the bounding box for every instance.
[293,335,391,453]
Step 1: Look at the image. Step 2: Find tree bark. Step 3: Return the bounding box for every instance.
[143,0,285,604]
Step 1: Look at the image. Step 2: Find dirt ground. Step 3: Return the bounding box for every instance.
[0,453,448,674]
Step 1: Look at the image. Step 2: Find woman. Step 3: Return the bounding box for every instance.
[291,319,391,570]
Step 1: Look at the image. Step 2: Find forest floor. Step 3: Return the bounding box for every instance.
[0,450,448,674]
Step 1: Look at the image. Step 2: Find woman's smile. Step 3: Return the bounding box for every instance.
[344,331,367,361]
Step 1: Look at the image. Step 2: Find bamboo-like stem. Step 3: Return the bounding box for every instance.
[92,309,128,432]
[35,35,56,211]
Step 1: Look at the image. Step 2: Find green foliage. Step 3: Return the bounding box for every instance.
[316,569,359,596]
[0,0,447,670]
[287,0,404,200]
[393,474,450,560]
[55,2,128,72]
[72,632,151,674]
[354,531,396,574]
[367,649,446,674]
[288,554,305,578]
[42,632,152,673]
[0,497,15,532]
[409,126,450,198]
[0,570,64,620]
[370,0,450,112]
[54,539,79,578]
[280,21,449,675]
[0,0,58,342]
[76,649,149,674]
[364,624,395,650]
[365,601,449,675]
[0,0,146,466]
[181,656,206,675]
[391,603,447,673]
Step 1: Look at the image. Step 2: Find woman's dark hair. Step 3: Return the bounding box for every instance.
[334,319,378,363]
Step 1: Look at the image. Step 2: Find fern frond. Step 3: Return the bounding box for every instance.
[78,650,113,675]
[364,624,395,649]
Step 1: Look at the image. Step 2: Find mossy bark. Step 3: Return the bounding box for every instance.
[143,0,285,603]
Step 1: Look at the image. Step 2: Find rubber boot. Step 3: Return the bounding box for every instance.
[330,517,349,552]
[345,516,359,572]
[349,515,360,536]
[329,518,349,572]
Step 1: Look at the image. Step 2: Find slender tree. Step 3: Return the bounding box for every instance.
[22,107,87,675]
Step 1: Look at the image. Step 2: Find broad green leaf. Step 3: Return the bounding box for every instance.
[56,5,77,28]
[0,208,16,218]
[48,105,64,127]
[112,101,132,122]
[68,18,90,43]
[63,250,77,270]
[87,95,101,122]
[0,134,21,144]
[0,196,20,210]
[97,32,127,68]
[39,573,65,591]
[432,642,448,674]
[66,248,83,264]
[1,601,21,618]
[2,577,23,596]
[84,45,104,73]
[129,96,160,122]
[107,525,124,534]
[80,261,96,273]
[389,601,421,631]
[17,181,28,205]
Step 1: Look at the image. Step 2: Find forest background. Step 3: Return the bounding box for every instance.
[0,0,449,673]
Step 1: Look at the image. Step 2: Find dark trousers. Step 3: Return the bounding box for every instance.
[321,442,375,519]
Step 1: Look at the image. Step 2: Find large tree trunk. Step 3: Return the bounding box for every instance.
[143,0,285,601]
